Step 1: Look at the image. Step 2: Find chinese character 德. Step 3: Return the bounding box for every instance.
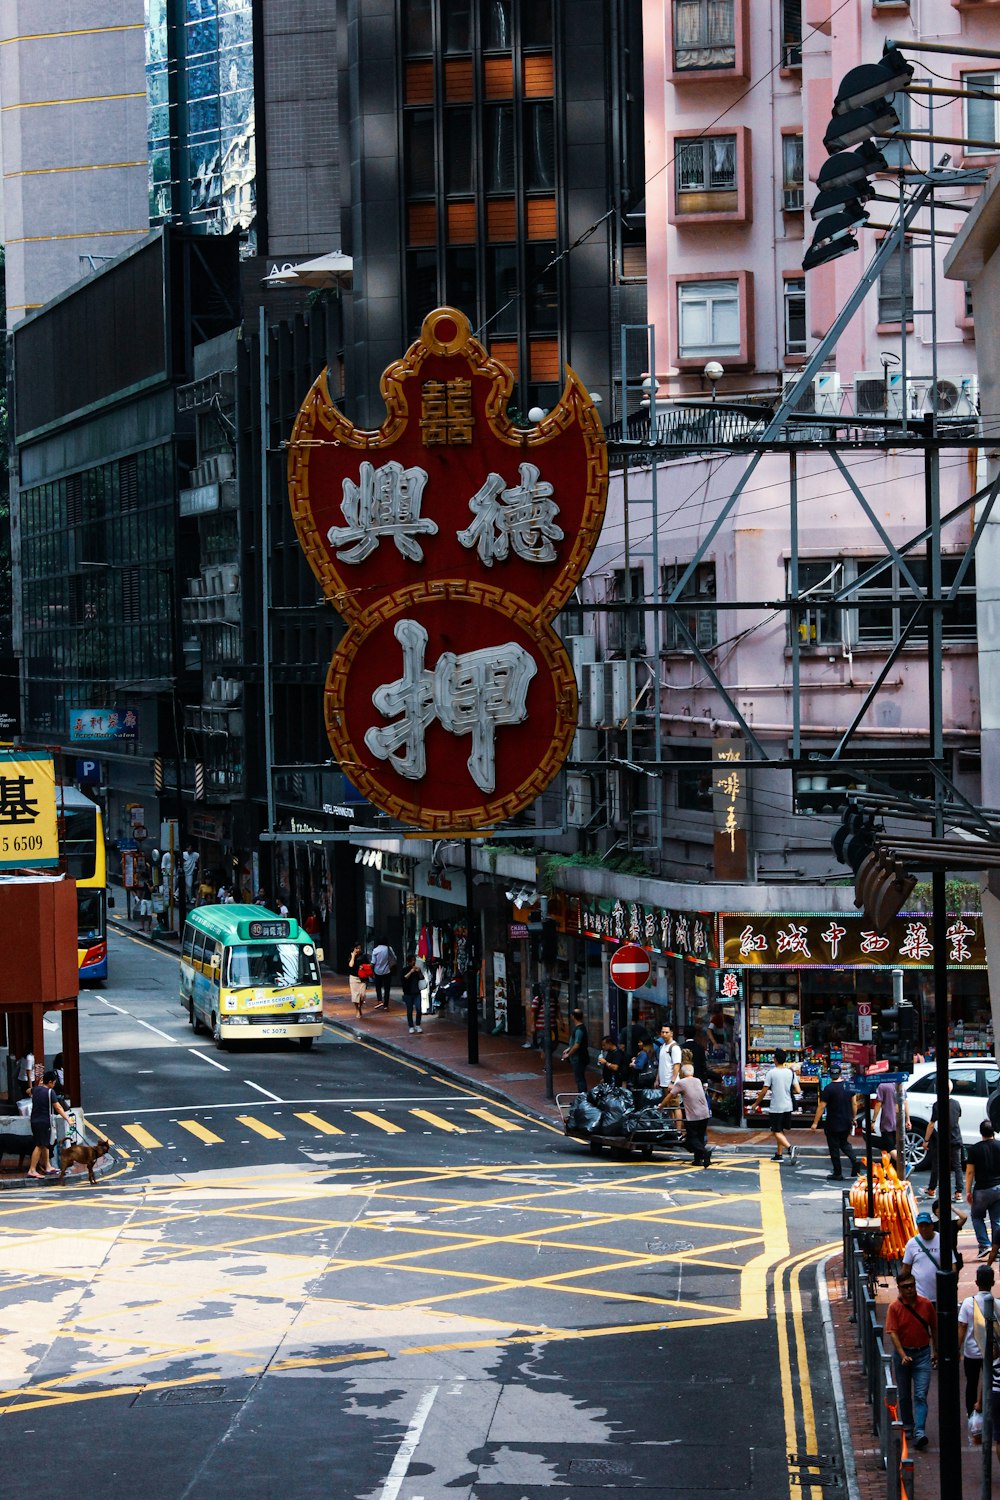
[946,919,976,963]
[458,462,563,567]
[0,775,40,826]
[328,461,438,563]
[420,378,473,446]
[365,618,536,793]
[821,921,847,962]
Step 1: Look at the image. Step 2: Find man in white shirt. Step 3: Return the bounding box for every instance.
[657,1026,683,1123]
[751,1048,801,1163]
[902,1212,942,1304]
[958,1263,994,1418]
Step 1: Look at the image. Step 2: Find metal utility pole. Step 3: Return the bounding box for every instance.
[464,840,479,1065]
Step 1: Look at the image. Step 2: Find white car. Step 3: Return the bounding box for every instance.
[901,1057,999,1170]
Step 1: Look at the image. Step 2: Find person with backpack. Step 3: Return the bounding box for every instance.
[562,1008,590,1093]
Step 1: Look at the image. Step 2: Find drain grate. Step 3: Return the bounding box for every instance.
[568,1458,634,1476]
[160,1385,230,1405]
[788,1451,841,1489]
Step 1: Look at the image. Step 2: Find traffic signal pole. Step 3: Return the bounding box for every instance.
[933,865,962,1475]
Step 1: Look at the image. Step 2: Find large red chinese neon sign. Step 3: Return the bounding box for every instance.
[288,307,607,832]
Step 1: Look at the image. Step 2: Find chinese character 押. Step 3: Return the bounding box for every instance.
[365,618,536,794]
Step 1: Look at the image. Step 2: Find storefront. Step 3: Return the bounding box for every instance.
[719,909,991,1125]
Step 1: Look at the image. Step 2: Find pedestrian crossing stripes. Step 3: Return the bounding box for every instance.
[107,1105,527,1152]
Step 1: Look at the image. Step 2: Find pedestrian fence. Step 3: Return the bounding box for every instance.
[843,1198,915,1500]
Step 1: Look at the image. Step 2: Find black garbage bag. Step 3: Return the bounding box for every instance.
[587,1083,614,1107]
[567,1097,602,1133]
[631,1088,664,1109]
[596,1104,630,1137]
[623,1107,667,1136]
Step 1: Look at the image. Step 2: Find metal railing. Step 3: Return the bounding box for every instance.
[843,1202,915,1499]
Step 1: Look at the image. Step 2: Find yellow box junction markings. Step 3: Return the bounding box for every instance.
[410,1109,465,1133]
[176,1119,223,1144]
[466,1108,521,1132]
[351,1111,406,1134]
[235,1115,284,1141]
[293,1112,345,1135]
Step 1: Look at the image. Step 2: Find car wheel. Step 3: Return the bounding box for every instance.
[904,1125,929,1172]
[299,1036,314,1051]
[188,999,196,1030]
[212,1014,228,1050]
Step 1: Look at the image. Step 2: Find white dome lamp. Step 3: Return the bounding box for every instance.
[703,360,724,403]
[527,406,547,423]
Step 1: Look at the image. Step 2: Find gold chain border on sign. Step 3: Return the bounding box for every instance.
[324,579,579,833]
[286,306,608,627]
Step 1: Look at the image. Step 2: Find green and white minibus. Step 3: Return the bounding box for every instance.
[180,905,324,1049]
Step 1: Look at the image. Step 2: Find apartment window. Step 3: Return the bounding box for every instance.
[443,0,472,52]
[676,135,736,195]
[661,562,717,651]
[783,278,806,357]
[677,279,740,359]
[525,101,555,191]
[485,105,515,191]
[672,0,735,72]
[406,110,436,195]
[782,134,804,211]
[877,242,913,325]
[607,567,646,655]
[482,0,512,50]
[787,557,977,648]
[780,0,801,68]
[405,0,433,52]
[676,748,713,811]
[877,90,910,169]
[965,282,974,320]
[787,559,845,646]
[964,71,1000,154]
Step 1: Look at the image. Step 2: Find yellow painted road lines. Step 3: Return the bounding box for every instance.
[120,1124,161,1149]
[352,1111,406,1134]
[466,1108,521,1132]
[176,1119,223,1144]
[294,1112,344,1135]
[411,1109,465,1133]
[235,1115,284,1141]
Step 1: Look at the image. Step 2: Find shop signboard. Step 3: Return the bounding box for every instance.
[720,911,986,969]
[841,1042,876,1068]
[0,751,59,870]
[414,858,467,907]
[712,735,747,880]
[68,707,139,742]
[508,922,529,939]
[582,896,717,966]
[288,305,607,833]
[493,951,508,1029]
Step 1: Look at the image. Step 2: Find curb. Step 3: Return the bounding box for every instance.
[817,1252,862,1500]
[0,1144,120,1191]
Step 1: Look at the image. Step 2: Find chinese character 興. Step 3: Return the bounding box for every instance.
[458,462,563,567]
[328,461,438,563]
[365,619,537,793]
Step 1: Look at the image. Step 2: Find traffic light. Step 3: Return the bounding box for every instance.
[880,1001,916,1073]
[832,807,875,870]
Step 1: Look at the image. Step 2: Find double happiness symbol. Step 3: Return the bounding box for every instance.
[287,306,608,833]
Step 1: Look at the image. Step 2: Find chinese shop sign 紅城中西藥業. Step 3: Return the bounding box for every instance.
[287,307,607,832]
[719,911,986,968]
[581,897,718,966]
[0,752,59,869]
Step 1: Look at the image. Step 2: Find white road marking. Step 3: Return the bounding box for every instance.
[188,1048,230,1072]
[243,1079,284,1102]
[132,1018,179,1042]
[377,1385,439,1500]
[93,1095,471,1117]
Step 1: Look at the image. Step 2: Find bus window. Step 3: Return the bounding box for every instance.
[77,891,103,941]
[191,930,208,971]
[60,807,98,881]
[225,943,319,990]
[181,924,194,962]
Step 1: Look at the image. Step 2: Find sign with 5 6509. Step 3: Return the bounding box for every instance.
[0,752,59,870]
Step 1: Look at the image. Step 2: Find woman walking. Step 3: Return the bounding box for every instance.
[401,956,424,1035]
[27,1069,73,1179]
[348,944,370,1017]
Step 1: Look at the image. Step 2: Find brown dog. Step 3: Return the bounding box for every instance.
[59,1138,110,1183]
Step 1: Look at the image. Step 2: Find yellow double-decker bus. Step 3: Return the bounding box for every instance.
[180,905,324,1049]
[58,785,108,981]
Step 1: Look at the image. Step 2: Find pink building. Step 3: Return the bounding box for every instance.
[567,4,999,1071]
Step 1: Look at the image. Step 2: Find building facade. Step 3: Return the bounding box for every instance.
[0,1,149,323]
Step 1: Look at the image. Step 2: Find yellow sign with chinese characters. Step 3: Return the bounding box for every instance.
[0,752,59,869]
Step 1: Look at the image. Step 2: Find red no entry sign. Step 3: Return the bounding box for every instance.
[609,943,652,991]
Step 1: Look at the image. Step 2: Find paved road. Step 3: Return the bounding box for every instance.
[0,932,850,1498]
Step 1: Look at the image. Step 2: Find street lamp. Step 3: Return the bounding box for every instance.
[703,361,724,402]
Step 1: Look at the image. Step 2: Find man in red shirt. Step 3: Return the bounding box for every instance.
[884,1270,938,1449]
